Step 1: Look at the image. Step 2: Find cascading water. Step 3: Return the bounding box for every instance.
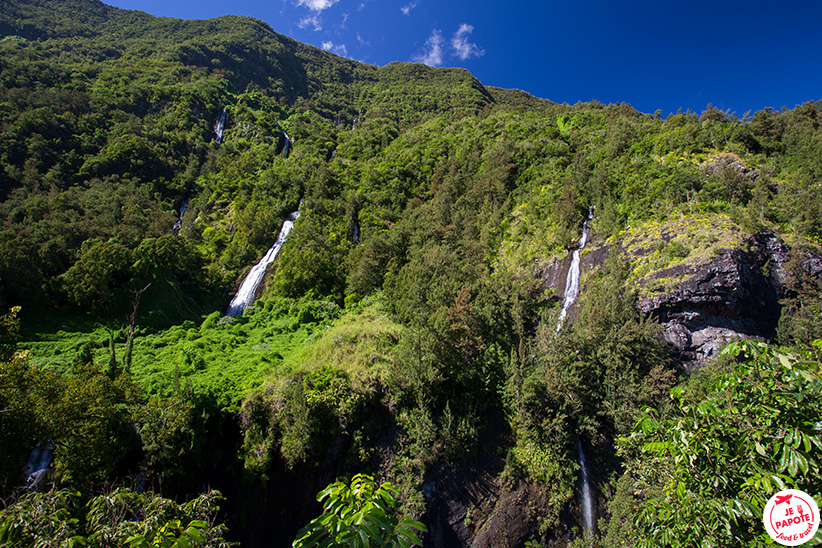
[353,221,359,244]
[24,445,54,490]
[213,107,227,143]
[226,207,300,316]
[554,208,597,537]
[172,198,188,233]
[577,438,595,536]
[555,207,594,333]
[282,131,291,158]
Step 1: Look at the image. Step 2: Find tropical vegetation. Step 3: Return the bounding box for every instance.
[1,0,821,545]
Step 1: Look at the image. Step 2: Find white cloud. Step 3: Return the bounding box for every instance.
[298,14,323,30]
[401,1,418,15]
[321,41,348,56]
[356,32,370,46]
[451,23,484,60]
[413,29,444,66]
[296,0,340,11]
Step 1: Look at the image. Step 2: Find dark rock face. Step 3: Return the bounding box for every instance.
[802,252,822,279]
[437,230,816,548]
[470,483,548,548]
[535,255,569,302]
[419,415,567,548]
[536,229,812,370]
[637,231,790,370]
[534,242,610,323]
[424,473,549,548]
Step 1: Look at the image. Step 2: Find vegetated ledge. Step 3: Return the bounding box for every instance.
[629,224,822,370]
[536,213,822,371]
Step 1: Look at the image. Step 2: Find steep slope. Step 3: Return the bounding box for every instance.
[0,0,526,123]
[2,1,822,547]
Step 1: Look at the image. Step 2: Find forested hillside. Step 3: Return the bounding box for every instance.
[1,0,821,546]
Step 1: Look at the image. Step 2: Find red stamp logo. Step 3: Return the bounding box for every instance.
[763,489,820,546]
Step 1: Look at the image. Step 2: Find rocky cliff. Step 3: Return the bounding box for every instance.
[538,217,821,371]
[636,230,790,370]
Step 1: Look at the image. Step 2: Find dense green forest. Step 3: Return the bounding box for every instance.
[1,0,821,546]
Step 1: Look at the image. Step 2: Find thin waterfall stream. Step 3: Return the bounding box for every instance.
[213,106,227,143]
[24,445,54,490]
[578,437,595,536]
[172,198,188,233]
[555,207,594,333]
[554,209,596,537]
[226,207,300,316]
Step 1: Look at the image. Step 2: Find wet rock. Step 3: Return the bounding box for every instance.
[534,255,569,302]
[23,444,54,490]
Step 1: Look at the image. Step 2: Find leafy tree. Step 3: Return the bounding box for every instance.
[293,474,426,548]
[59,238,132,312]
[273,214,346,299]
[134,395,196,491]
[778,249,822,347]
[0,487,230,548]
[243,365,363,470]
[626,340,822,547]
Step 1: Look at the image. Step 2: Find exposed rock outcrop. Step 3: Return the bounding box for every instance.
[535,225,821,371]
[635,230,789,370]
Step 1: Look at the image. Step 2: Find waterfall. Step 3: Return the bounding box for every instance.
[24,445,54,490]
[555,207,594,333]
[282,131,291,158]
[353,221,359,244]
[226,207,301,316]
[578,438,595,536]
[172,198,188,233]
[213,106,227,143]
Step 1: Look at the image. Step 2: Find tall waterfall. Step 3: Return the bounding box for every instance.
[226,208,300,316]
[555,207,594,333]
[578,438,595,536]
[282,131,291,158]
[213,107,227,143]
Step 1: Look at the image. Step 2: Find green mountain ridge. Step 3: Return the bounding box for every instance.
[1,0,821,546]
[1,0,547,123]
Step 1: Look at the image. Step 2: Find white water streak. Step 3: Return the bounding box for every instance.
[213,107,227,143]
[226,209,300,316]
[556,207,594,333]
[578,438,595,535]
[172,198,188,233]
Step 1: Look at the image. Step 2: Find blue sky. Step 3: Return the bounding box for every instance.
[103,0,822,117]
